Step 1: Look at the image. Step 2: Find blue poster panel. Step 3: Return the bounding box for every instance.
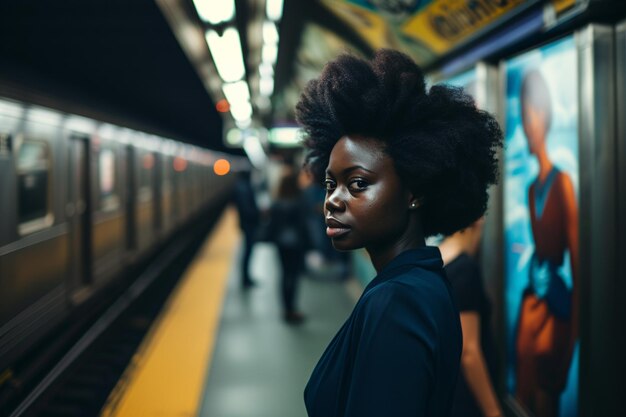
[444,68,477,100]
[504,36,579,417]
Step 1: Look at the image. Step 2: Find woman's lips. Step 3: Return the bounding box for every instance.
[326,227,350,238]
[326,218,351,238]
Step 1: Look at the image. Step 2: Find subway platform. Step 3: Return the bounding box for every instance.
[99,208,360,417]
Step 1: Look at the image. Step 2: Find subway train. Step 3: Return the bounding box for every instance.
[0,96,235,374]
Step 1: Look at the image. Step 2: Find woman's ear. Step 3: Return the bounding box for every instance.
[408,193,420,210]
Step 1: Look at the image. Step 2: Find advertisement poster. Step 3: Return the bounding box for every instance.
[504,36,579,417]
[443,68,477,101]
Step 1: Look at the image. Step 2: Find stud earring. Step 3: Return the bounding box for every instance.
[410,202,417,209]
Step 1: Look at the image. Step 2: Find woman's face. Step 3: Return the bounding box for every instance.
[522,104,547,155]
[324,135,412,252]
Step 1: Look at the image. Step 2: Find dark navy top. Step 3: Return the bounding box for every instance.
[304,247,462,417]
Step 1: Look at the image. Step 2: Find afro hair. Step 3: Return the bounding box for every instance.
[295,49,502,237]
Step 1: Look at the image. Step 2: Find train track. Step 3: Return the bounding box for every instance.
[6,211,221,417]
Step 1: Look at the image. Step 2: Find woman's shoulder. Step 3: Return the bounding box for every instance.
[554,169,575,190]
[392,265,451,293]
[353,269,460,347]
[360,267,453,315]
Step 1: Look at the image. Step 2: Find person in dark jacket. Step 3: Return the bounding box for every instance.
[232,170,260,288]
[269,166,309,323]
[295,49,503,417]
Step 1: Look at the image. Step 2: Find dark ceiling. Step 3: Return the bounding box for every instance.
[0,0,231,151]
[0,0,369,153]
[2,0,618,154]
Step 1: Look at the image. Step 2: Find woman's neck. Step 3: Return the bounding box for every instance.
[439,230,479,266]
[367,212,426,273]
[367,238,425,273]
[439,239,465,266]
[536,145,553,182]
[367,220,426,273]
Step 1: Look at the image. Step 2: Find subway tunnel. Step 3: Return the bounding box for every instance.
[0,1,625,416]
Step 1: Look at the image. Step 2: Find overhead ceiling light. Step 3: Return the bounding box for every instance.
[222,81,251,107]
[255,95,271,111]
[205,28,246,82]
[0,99,24,118]
[266,0,284,21]
[226,128,244,147]
[230,101,253,121]
[115,128,134,145]
[64,115,96,133]
[259,63,274,78]
[262,21,279,44]
[236,119,251,129]
[243,134,267,169]
[262,43,278,65]
[269,127,303,147]
[259,77,274,97]
[27,108,62,125]
[193,0,235,25]
[98,123,120,141]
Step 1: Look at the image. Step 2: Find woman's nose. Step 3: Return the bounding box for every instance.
[325,189,346,213]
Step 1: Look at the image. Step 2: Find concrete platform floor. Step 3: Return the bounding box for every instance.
[198,243,359,417]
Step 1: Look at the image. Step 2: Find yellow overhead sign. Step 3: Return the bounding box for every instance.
[552,0,577,14]
[402,0,526,54]
[321,0,578,65]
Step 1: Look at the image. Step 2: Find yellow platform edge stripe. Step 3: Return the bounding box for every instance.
[100,208,240,417]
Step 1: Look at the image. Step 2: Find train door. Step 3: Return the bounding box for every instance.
[125,145,136,252]
[172,156,184,224]
[153,152,162,234]
[68,135,92,297]
[161,154,173,234]
[616,19,626,406]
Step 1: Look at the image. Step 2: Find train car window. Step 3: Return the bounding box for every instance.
[0,132,12,157]
[17,140,53,234]
[162,155,171,190]
[98,148,120,212]
[139,152,154,200]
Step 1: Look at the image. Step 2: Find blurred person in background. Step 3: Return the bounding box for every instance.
[268,164,309,324]
[232,170,260,288]
[299,162,350,279]
[298,161,327,266]
[439,218,503,417]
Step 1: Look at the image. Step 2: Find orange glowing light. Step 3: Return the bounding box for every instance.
[216,99,230,113]
[213,159,230,176]
[173,157,187,172]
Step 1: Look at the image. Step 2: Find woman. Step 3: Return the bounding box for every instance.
[515,69,578,417]
[296,49,502,417]
[439,219,503,417]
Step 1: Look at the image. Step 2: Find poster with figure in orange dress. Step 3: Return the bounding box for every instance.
[504,36,579,417]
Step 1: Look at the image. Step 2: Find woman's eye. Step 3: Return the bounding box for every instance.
[324,179,336,191]
[348,179,369,191]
